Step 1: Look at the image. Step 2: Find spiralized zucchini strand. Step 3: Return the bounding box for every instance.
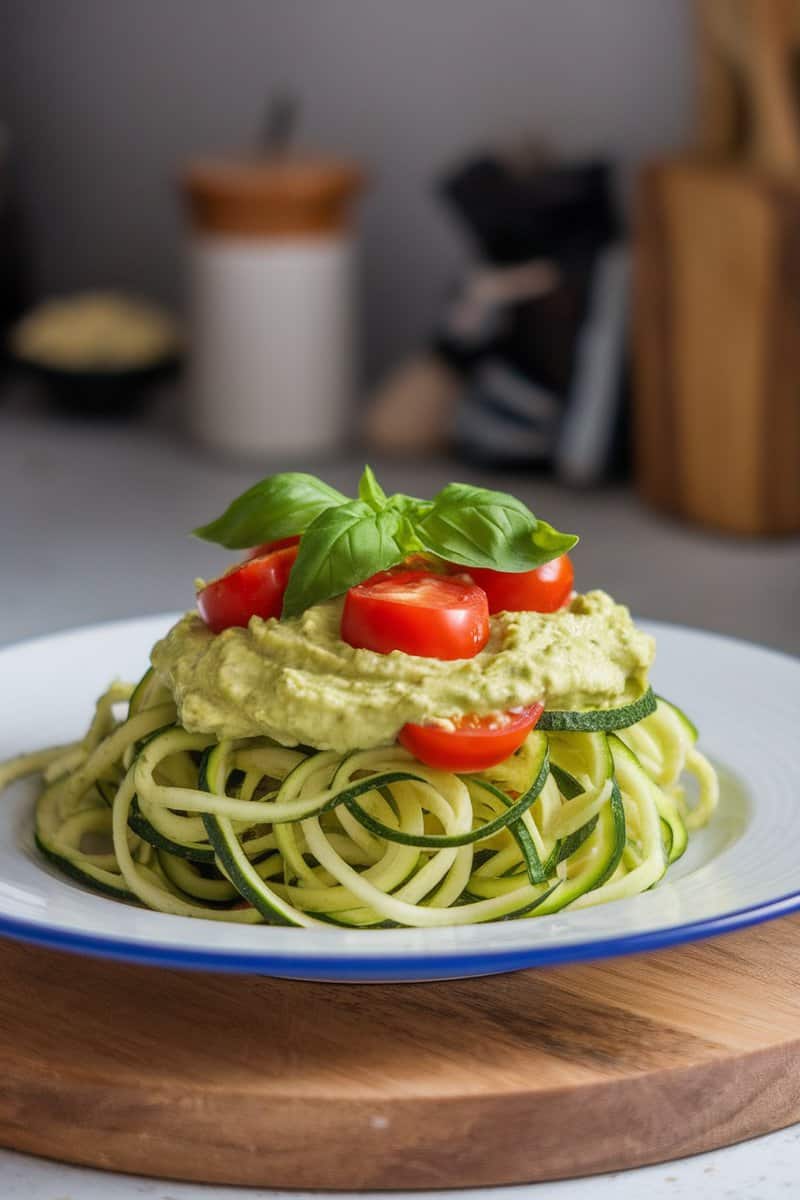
[0,681,718,928]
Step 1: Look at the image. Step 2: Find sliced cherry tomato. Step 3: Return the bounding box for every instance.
[197,545,298,633]
[247,535,301,560]
[465,555,574,614]
[341,570,490,660]
[399,703,544,772]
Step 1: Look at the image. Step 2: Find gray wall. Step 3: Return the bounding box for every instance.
[2,0,693,380]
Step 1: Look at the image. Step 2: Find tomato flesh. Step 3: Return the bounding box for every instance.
[247,535,301,560]
[197,546,298,633]
[465,555,574,614]
[341,570,490,660]
[399,703,544,772]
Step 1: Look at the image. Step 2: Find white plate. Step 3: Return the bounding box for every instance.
[0,615,795,981]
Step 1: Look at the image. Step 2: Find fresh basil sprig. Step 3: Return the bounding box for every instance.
[194,466,577,618]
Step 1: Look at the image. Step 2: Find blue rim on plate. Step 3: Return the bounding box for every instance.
[2,887,800,981]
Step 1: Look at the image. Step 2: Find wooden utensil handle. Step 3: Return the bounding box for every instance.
[696,0,747,156]
[749,0,800,173]
[696,0,800,175]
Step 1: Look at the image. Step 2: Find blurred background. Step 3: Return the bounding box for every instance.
[1,0,798,652]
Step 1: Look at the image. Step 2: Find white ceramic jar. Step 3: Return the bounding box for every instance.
[182,159,362,457]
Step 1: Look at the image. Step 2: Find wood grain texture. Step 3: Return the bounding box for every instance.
[3,918,800,1188]
[633,159,800,535]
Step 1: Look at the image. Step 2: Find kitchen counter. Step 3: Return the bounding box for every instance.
[1,385,799,1199]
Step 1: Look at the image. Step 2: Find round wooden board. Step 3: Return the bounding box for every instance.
[2,917,800,1190]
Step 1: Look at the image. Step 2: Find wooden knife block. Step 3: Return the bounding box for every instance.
[633,159,800,534]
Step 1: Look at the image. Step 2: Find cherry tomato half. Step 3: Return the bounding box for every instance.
[399,703,544,772]
[197,545,298,633]
[465,555,574,615]
[341,570,490,660]
[247,535,301,560]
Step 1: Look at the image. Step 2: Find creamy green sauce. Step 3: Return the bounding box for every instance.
[151,590,654,753]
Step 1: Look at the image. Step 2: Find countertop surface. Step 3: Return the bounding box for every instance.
[1,387,799,1199]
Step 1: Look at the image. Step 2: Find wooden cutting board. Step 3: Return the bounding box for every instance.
[633,159,800,535]
[2,918,800,1190]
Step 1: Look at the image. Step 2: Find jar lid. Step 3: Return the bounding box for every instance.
[181,157,363,237]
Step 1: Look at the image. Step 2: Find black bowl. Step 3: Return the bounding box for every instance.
[15,354,182,419]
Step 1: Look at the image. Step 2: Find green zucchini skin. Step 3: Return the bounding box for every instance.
[128,797,217,864]
[467,776,548,884]
[607,736,669,889]
[156,849,239,904]
[524,744,626,911]
[541,763,598,874]
[539,687,657,732]
[34,833,137,902]
[344,737,550,850]
[35,775,137,901]
[199,743,311,927]
[127,667,173,719]
[656,695,699,744]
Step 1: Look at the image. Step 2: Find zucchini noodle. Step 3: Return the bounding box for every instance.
[0,674,718,928]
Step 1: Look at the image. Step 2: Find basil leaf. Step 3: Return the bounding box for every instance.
[532,517,578,555]
[358,465,388,511]
[358,473,432,524]
[193,473,347,550]
[386,492,432,522]
[281,501,407,618]
[416,482,577,571]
